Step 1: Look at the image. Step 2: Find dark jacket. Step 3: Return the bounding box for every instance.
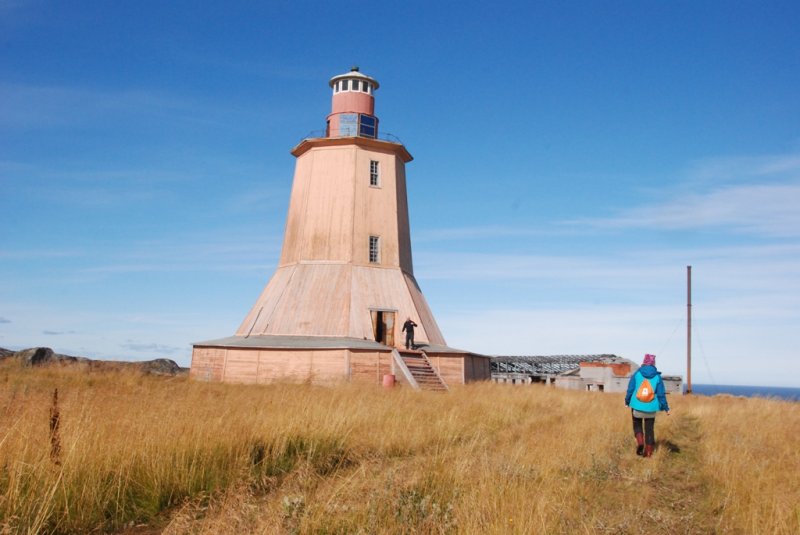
[402,320,417,333]
[625,365,670,412]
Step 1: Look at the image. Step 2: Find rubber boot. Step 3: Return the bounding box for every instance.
[644,444,654,458]
[635,433,645,456]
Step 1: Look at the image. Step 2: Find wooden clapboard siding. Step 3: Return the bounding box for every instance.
[283,138,413,271]
[353,146,404,269]
[280,147,356,263]
[207,349,351,385]
[191,344,483,386]
[348,350,390,385]
[310,350,348,382]
[240,264,352,336]
[464,355,492,382]
[349,266,443,344]
[256,350,305,383]
[280,151,311,266]
[427,353,466,386]
[190,347,225,382]
[223,349,260,384]
[394,158,413,274]
[301,147,356,261]
[238,262,444,344]
[236,265,298,336]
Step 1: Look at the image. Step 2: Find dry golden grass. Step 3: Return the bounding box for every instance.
[1,360,798,534]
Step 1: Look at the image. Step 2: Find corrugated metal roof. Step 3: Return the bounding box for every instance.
[490,354,624,375]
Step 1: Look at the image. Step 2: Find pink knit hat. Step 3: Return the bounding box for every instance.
[643,354,656,366]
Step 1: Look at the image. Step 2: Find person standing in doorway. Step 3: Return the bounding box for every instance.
[402,317,418,350]
[625,353,670,457]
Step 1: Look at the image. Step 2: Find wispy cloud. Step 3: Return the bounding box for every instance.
[42,330,76,335]
[75,231,281,276]
[121,341,181,355]
[686,153,800,185]
[0,317,11,324]
[570,152,800,236]
[414,152,800,241]
[416,243,800,290]
[577,182,800,236]
[0,83,200,129]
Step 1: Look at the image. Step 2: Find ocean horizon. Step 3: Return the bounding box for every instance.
[687,384,800,401]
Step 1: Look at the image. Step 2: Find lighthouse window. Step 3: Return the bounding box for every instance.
[339,113,358,136]
[359,114,376,138]
[369,236,380,264]
[342,80,349,91]
[370,160,380,186]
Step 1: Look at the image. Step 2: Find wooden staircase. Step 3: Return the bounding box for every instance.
[393,349,448,391]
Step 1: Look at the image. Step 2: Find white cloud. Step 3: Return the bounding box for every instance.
[568,151,800,236]
[121,341,182,355]
[686,153,800,184]
[585,182,800,236]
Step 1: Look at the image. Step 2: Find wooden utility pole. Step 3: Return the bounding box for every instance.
[687,265,692,394]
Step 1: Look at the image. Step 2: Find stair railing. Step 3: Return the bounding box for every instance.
[391,348,420,390]
[419,350,449,391]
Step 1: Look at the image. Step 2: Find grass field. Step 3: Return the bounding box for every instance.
[1,360,798,534]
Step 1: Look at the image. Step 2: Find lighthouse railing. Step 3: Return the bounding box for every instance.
[301,129,404,145]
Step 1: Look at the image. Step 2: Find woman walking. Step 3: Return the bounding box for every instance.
[625,353,670,457]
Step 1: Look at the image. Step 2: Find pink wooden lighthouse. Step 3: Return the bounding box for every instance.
[190,68,490,388]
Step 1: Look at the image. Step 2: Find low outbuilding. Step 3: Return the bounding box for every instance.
[491,354,682,394]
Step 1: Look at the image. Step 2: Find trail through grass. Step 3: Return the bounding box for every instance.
[645,414,715,534]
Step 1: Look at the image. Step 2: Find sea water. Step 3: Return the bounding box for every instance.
[688,384,800,401]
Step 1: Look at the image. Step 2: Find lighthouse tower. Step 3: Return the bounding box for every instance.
[190,68,490,387]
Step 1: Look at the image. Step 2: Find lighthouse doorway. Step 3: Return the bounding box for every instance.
[371,309,396,346]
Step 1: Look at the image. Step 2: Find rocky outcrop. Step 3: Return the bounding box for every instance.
[135,358,185,376]
[0,346,188,376]
[12,347,88,366]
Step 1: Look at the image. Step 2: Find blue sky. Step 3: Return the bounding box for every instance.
[1,1,799,386]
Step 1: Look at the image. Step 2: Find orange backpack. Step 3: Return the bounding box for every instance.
[636,376,656,403]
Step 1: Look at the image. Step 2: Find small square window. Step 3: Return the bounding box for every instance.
[369,160,380,186]
[369,236,380,264]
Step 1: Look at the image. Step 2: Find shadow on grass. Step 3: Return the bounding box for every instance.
[660,440,682,453]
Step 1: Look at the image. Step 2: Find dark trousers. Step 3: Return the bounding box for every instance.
[405,332,414,349]
[632,412,656,446]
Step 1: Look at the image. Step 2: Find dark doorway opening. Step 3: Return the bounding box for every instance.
[371,310,395,346]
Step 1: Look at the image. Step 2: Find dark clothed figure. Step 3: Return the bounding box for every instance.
[625,353,670,457]
[402,318,418,350]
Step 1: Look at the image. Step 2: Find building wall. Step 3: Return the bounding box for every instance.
[190,347,226,382]
[423,353,490,385]
[192,347,352,385]
[464,355,492,382]
[348,349,393,385]
[191,346,487,387]
[280,143,410,270]
[553,363,683,394]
